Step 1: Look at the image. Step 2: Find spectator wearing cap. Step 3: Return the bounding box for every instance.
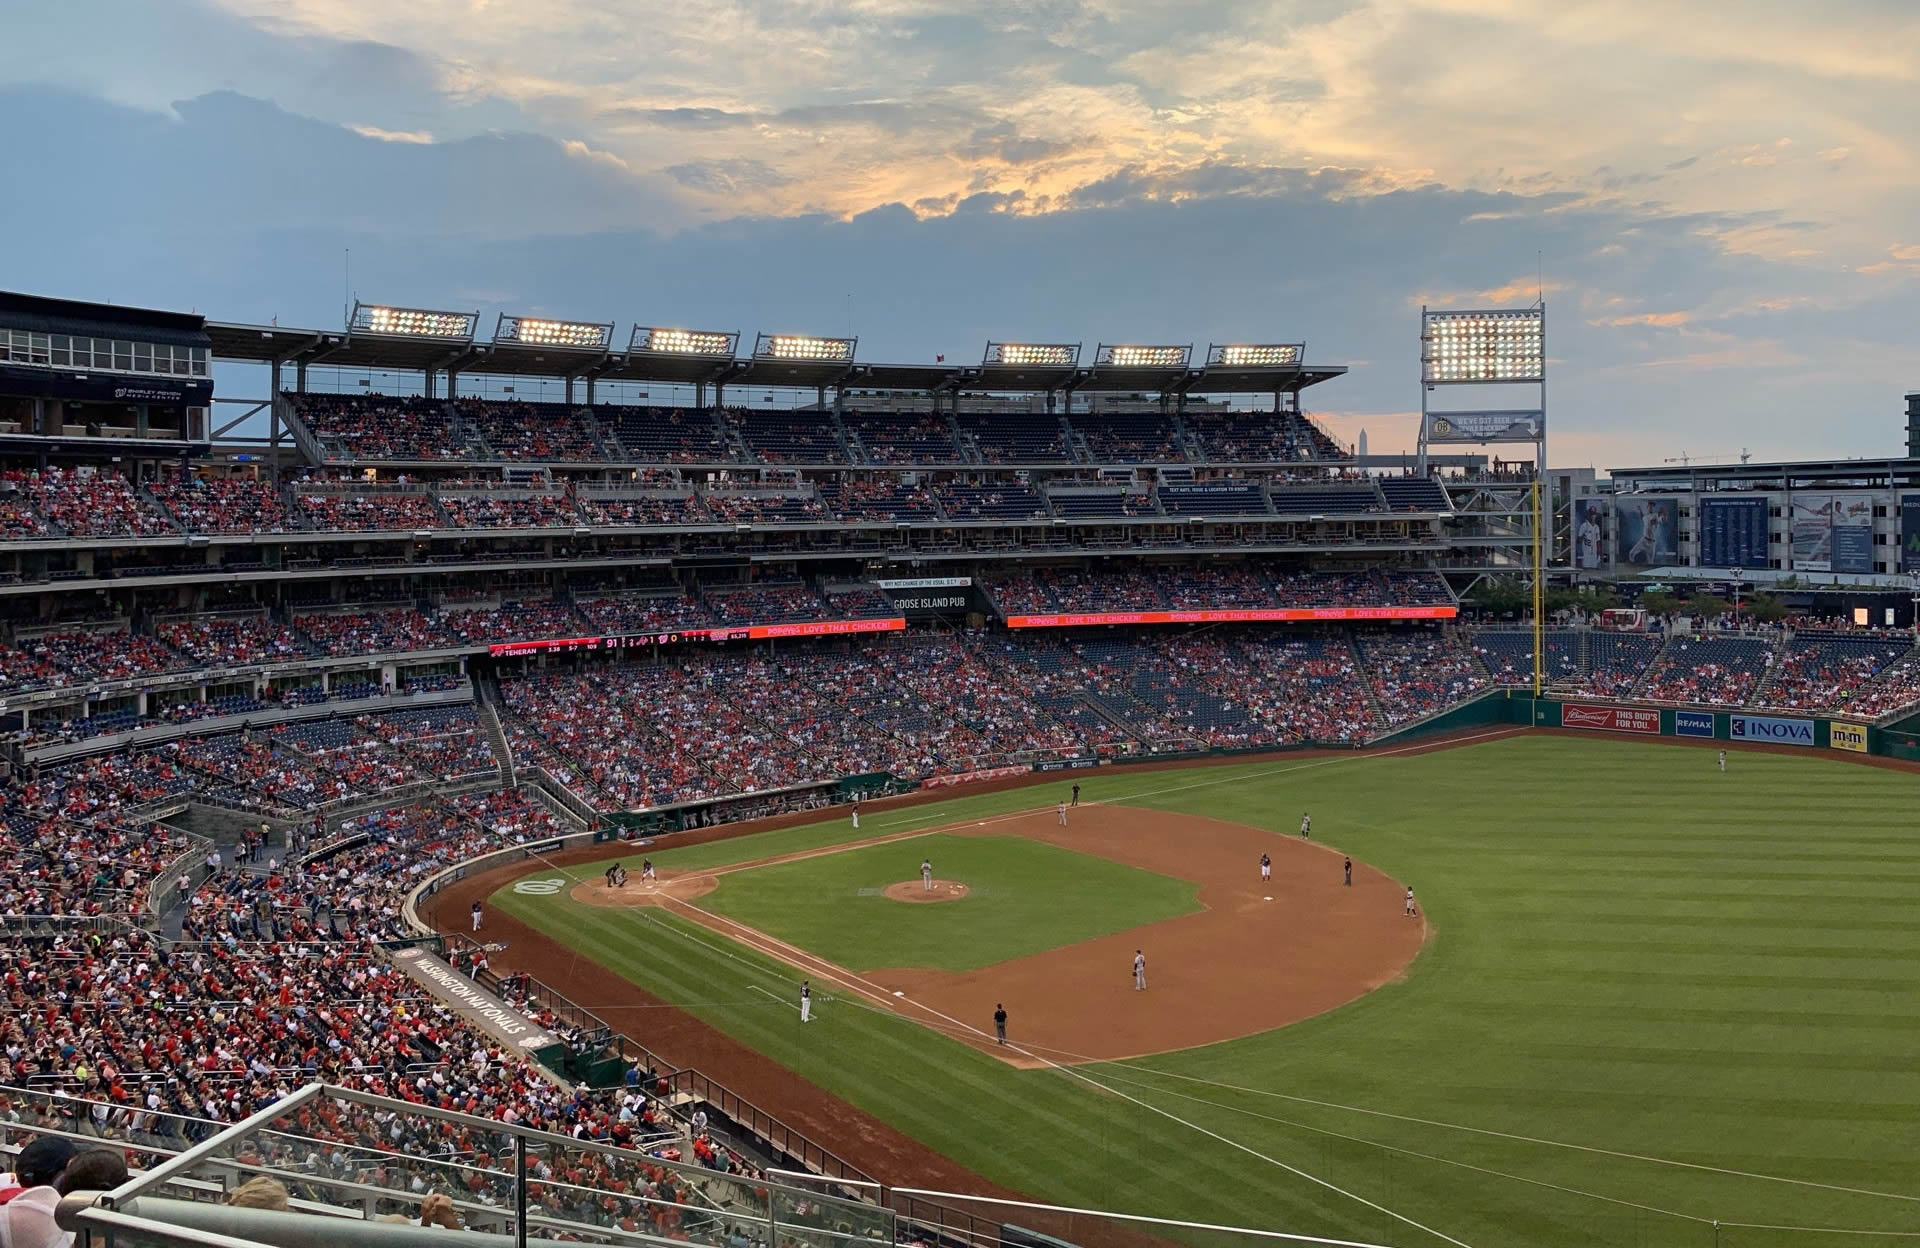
[0,1136,79,1248]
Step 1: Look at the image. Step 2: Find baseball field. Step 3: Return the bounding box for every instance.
[476,731,1920,1248]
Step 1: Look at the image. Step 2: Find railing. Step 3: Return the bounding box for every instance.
[148,836,215,920]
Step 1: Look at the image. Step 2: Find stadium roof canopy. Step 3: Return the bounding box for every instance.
[206,320,1346,396]
[1612,456,1920,491]
[2,290,209,349]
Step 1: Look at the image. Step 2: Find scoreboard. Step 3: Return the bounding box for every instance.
[1698,497,1767,569]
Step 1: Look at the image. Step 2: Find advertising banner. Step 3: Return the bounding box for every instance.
[1033,757,1103,772]
[1674,710,1715,738]
[1729,714,1816,746]
[884,587,981,618]
[1831,495,1874,574]
[1562,704,1661,734]
[875,577,972,590]
[388,948,562,1051]
[1829,722,1869,753]
[920,764,1029,789]
[1698,497,1768,569]
[1902,496,1920,573]
[1422,410,1544,444]
[1615,498,1677,566]
[1790,495,1834,571]
[488,617,908,656]
[1574,499,1606,569]
[1006,605,1458,629]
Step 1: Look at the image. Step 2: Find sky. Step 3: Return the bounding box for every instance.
[3,0,1917,469]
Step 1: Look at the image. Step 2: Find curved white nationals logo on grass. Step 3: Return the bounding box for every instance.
[512,877,568,895]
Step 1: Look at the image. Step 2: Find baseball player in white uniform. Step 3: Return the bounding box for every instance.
[1057,800,1068,826]
[1132,949,1147,991]
[1260,853,1272,882]
[921,858,933,891]
[1404,887,1417,917]
[800,981,812,1022]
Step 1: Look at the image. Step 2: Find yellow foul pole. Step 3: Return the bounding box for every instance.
[1532,477,1545,697]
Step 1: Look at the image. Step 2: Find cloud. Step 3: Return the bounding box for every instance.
[1596,311,1693,327]
[3,3,1919,469]
[664,159,795,195]
[351,123,432,143]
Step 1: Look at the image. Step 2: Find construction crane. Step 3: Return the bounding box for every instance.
[1663,449,1752,466]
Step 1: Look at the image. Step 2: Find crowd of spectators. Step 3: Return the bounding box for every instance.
[296,490,446,532]
[700,491,832,525]
[151,477,292,535]
[156,614,312,666]
[821,479,940,521]
[1640,636,1774,706]
[439,601,584,645]
[17,628,184,681]
[573,593,713,635]
[577,494,712,526]
[457,401,610,462]
[295,395,476,462]
[1356,630,1486,725]
[1753,637,1909,713]
[704,585,828,626]
[437,492,581,530]
[12,467,173,538]
[296,608,455,657]
[846,412,961,464]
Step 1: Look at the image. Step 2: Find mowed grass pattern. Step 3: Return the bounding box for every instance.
[699,832,1199,972]
[497,735,1920,1248]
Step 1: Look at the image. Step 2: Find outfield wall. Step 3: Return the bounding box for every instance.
[1504,694,1883,756]
[1375,691,1908,760]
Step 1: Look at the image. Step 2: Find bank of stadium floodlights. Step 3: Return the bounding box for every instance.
[752,332,856,362]
[1094,343,1191,369]
[494,314,614,352]
[983,342,1080,368]
[1206,343,1303,368]
[1419,304,1548,691]
[630,327,740,358]
[348,301,478,340]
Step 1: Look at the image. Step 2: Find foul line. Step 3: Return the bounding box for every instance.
[633,893,1472,1248]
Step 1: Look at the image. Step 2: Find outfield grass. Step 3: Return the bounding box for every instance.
[699,832,1199,972]
[497,736,1920,1248]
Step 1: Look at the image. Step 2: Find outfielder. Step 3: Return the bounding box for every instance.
[1300,812,1311,839]
[1718,750,1726,772]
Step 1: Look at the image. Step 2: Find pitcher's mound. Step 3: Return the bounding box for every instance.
[884,879,971,904]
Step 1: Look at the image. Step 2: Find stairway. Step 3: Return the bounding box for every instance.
[1344,634,1391,728]
[473,678,517,787]
[1621,636,1674,701]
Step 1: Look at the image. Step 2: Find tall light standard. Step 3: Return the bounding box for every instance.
[1730,567,1744,632]
[1909,570,1919,643]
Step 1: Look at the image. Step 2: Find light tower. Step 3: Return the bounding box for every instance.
[1419,304,1549,691]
